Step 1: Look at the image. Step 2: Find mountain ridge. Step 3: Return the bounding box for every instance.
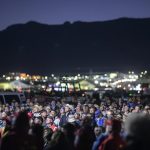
[0,18,150,75]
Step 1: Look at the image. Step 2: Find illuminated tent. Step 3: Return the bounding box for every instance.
[78,80,96,90]
[0,82,14,90]
[10,81,31,89]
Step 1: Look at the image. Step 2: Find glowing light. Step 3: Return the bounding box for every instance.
[6,77,11,81]
[85,87,88,90]
[56,81,60,86]
[105,84,108,87]
[85,76,88,79]
[42,85,45,89]
[110,73,117,79]
[94,88,99,91]
[117,85,121,88]
[145,70,147,74]
[61,83,66,87]
[74,76,78,80]
[16,76,20,80]
[94,80,99,84]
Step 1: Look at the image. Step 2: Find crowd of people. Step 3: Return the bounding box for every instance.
[0,93,150,150]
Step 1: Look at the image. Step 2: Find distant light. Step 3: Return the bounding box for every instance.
[6,77,11,81]
[94,80,99,84]
[74,76,78,80]
[85,76,88,79]
[16,76,20,80]
[3,75,5,78]
[85,87,88,90]
[51,74,54,77]
[56,81,60,86]
[78,74,80,77]
[145,70,147,74]
[61,83,66,87]
[110,73,117,79]
[94,88,99,91]
[45,76,48,80]
[105,84,108,87]
[117,85,121,88]
[132,71,134,74]
[128,84,131,87]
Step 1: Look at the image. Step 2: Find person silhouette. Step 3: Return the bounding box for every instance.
[0,111,37,150]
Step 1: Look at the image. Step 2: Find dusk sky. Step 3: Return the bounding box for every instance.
[0,0,150,30]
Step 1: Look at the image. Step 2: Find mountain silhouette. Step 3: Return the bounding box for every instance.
[0,18,150,75]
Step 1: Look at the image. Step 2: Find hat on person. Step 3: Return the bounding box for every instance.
[68,114,75,123]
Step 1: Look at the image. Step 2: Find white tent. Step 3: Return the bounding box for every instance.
[79,80,96,90]
[10,81,31,89]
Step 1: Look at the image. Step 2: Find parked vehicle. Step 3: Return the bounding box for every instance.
[0,92,26,104]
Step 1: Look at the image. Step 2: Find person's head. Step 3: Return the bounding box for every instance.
[32,106,39,113]
[1,112,7,119]
[89,107,95,114]
[142,109,149,114]
[50,110,56,118]
[81,116,92,127]
[76,105,82,113]
[135,106,140,113]
[33,117,43,125]
[50,130,67,148]
[65,105,70,113]
[14,111,30,134]
[111,119,122,134]
[125,113,150,140]
[94,126,102,137]
[106,110,113,119]
[62,123,76,136]
[41,110,47,118]
[74,113,80,119]
[46,116,53,125]
[60,107,65,114]
[43,127,53,141]
[83,105,89,114]
[32,124,44,138]
[124,105,129,112]
[125,113,150,149]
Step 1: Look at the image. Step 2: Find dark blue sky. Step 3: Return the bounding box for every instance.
[0,0,150,30]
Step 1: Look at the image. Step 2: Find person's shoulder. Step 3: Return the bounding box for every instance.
[2,131,16,140]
